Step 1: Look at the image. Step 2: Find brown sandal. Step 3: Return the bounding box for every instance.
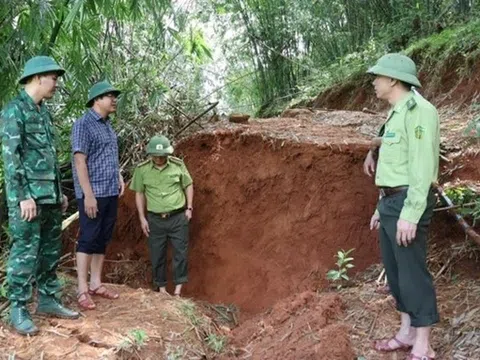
[373,336,412,352]
[77,292,96,310]
[89,285,119,300]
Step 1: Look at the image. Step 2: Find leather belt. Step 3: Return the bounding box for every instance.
[379,186,408,197]
[149,207,185,219]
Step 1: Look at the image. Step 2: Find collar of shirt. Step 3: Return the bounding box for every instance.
[149,157,171,171]
[391,91,414,114]
[20,89,45,113]
[88,108,110,123]
[385,91,414,121]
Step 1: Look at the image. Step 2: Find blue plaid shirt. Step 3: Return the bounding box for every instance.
[72,109,119,199]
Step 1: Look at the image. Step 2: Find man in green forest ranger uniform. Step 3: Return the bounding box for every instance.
[1,56,79,336]
[366,53,439,360]
[129,135,194,297]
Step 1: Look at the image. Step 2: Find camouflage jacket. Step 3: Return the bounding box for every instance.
[1,90,62,207]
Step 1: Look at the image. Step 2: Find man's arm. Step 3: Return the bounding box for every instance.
[130,168,149,236]
[74,153,98,218]
[72,120,98,218]
[1,106,38,221]
[400,106,439,224]
[74,153,94,198]
[185,184,193,209]
[135,192,147,219]
[1,106,31,202]
[180,162,194,219]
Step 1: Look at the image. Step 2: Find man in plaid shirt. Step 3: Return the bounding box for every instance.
[71,80,125,310]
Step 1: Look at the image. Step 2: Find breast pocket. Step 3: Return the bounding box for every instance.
[24,123,48,149]
[380,133,401,163]
[168,173,181,184]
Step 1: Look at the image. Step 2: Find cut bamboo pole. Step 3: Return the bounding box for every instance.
[61,211,79,231]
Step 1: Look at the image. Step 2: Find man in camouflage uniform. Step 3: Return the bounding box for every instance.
[1,56,79,336]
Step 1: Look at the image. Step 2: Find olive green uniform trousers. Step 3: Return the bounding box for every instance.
[378,189,439,327]
[147,211,189,287]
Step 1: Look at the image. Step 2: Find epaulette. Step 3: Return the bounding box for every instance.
[406,98,417,110]
[169,156,185,165]
[136,159,151,168]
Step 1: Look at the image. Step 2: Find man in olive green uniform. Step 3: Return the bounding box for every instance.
[129,135,193,296]
[1,56,79,335]
[366,54,439,360]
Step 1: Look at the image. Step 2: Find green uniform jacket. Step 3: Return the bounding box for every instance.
[129,157,193,213]
[375,91,440,224]
[1,90,62,207]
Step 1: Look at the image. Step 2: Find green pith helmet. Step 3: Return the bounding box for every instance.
[146,135,174,156]
[19,56,65,84]
[86,80,121,107]
[367,53,421,88]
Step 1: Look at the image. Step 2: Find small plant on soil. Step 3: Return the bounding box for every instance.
[206,333,227,353]
[116,329,149,355]
[179,300,205,326]
[326,248,355,289]
[166,345,186,360]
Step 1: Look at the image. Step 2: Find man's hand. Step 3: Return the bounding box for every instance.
[84,195,98,219]
[20,199,37,222]
[363,150,376,177]
[140,217,150,237]
[62,194,69,214]
[119,174,125,197]
[396,219,417,246]
[185,208,192,221]
[370,212,380,230]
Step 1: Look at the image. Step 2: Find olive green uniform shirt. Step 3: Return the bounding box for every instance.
[129,157,193,213]
[375,91,440,224]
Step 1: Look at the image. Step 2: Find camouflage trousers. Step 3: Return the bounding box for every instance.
[7,205,62,305]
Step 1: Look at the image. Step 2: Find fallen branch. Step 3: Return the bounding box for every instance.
[375,268,385,285]
[440,154,451,163]
[174,102,219,138]
[434,256,454,280]
[434,201,477,213]
[362,107,379,115]
[0,300,10,314]
[433,185,480,246]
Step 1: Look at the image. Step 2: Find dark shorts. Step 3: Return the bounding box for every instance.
[77,196,118,254]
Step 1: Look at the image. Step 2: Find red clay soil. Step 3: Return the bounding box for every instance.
[63,118,381,316]
[222,291,355,360]
[175,130,379,314]
[311,57,480,111]
[0,284,217,359]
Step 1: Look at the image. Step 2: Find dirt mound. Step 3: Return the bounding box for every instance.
[224,291,354,360]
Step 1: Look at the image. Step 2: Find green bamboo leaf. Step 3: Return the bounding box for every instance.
[65,0,86,29]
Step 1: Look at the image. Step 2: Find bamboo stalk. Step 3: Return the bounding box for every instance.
[62,212,79,231]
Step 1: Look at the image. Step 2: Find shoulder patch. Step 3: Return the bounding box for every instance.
[414,125,425,139]
[136,159,151,168]
[169,156,185,165]
[407,98,417,110]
